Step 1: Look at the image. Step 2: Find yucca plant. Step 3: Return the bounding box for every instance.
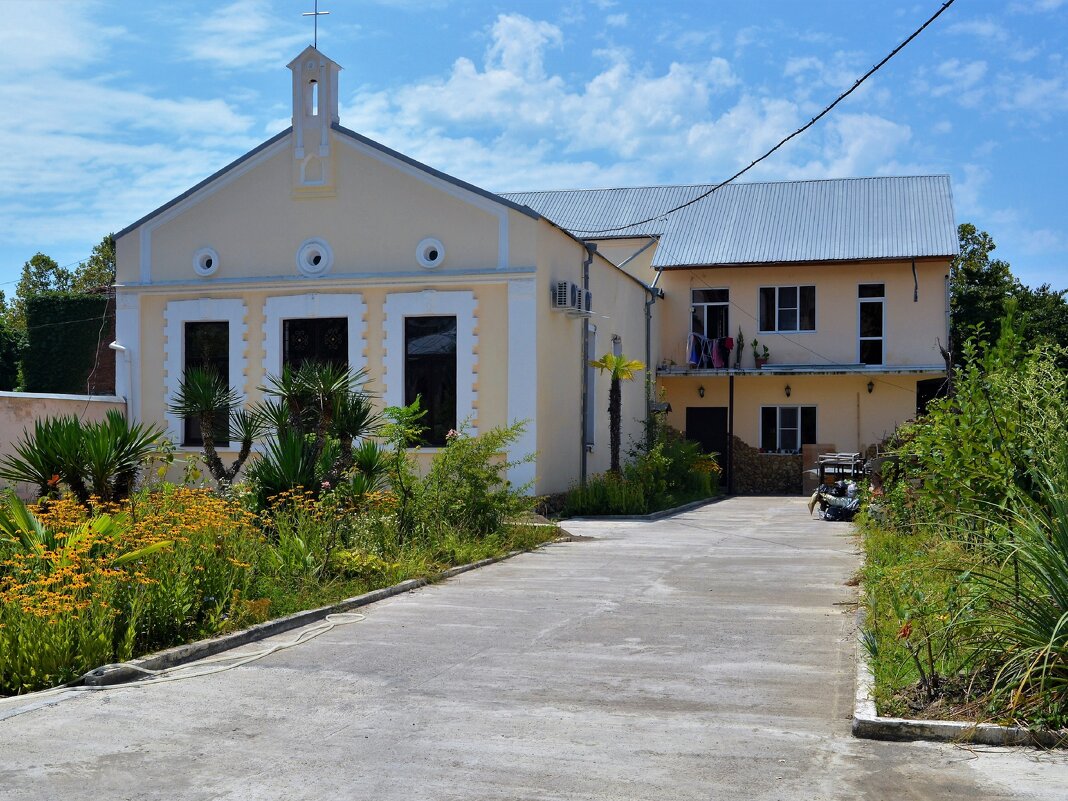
[968,463,1068,722]
[246,430,338,510]
[169,367,264,489]
[248,362,381,508]
[0,413,162,504]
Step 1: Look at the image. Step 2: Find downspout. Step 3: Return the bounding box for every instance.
[579,242,596,488]
[644,265,665,446]
[728,373,735,495]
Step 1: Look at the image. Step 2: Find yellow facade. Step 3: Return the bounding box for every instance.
[112,47,950,497]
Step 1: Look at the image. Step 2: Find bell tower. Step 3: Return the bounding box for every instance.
[287,46,341,194]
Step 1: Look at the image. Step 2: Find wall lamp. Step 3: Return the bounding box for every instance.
[867,380,875,394]
[784,384,791,398]
[697,385,705,399]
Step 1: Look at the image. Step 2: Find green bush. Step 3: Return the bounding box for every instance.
[419,422,534,538]
[861,310,1068,725]
[23,293,109,393]
[0,410,163,504]
[561,418,719,517]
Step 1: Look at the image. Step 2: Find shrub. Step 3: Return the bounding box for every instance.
[0,411,163,504]
[561,418,719,517]
[419,422,534,539]
[22,293,109,394]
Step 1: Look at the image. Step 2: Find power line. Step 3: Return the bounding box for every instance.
[569,0,957,235]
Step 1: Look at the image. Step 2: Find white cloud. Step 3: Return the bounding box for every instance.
[605,13,629,28]
[182,0,307,70]
[485,14,563,80]
[0,1,123,72]
[771,114,914,180]
[947,18,1008,41]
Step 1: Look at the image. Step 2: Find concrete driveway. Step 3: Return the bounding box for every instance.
[2,496,1067,800]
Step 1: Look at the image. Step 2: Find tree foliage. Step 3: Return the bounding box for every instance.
[951,223,1068,365]
[70,234,116,294]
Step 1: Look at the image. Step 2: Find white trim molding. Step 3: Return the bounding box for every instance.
[383,289,478,434]
[416,237,445,269]
[114,291,141,421]
[163,298,248,445]
[138,137,289,284]
[507,278,538,491]
[262,293,368,380]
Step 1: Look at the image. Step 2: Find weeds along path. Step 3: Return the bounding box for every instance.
[3,496,1068,801]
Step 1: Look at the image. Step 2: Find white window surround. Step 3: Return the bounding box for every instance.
[163,298,248,447]
[383,290,478,435]
[262,293,368,380]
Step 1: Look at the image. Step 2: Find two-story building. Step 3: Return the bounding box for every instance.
[113,46,956,496]
[504,179,957,492]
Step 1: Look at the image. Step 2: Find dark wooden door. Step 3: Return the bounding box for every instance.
[685,406,728,459]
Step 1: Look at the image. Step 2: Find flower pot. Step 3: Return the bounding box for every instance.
[754,357,768,369]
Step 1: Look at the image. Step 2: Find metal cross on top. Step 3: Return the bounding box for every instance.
[302,0,330,49]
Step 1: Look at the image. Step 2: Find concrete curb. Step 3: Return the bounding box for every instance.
[851,609,1067,748]
[565,494,726,522]
[76,535,571,688]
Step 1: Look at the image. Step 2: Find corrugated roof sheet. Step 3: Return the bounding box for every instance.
[501,175,957,268]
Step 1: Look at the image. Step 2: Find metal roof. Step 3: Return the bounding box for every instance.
[500,175,958,268]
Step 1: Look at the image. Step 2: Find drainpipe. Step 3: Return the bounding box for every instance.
[579,242,596,487]
[644,265,665,446]
[728,373,735,495]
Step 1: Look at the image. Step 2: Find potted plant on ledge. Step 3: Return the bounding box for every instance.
[751,339,770,369]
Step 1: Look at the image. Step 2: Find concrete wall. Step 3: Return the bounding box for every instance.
[0,392,126,498]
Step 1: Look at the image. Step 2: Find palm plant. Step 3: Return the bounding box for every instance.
[969,466,1068,719]
[0,412,162,504]
[590,353,644,474]
[250,362,381,505]
[169,367,263,489]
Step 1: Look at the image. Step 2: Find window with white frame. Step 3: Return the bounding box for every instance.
[404,315,457,446]
[760,405,816,453]
[262,294,366,381]
[858,283,884,365]
[759,286,815,333]
[691,288,729,339]
[382,290,478,443]
[183,321,230,446]
[163,298,247,449]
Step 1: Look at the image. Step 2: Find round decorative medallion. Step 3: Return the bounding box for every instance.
[416,237,445,269]
[296,238,334,277]
[193,247,219,277]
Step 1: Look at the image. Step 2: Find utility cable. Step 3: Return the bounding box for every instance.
[566,0,957,235]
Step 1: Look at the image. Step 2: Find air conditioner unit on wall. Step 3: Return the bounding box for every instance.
[551,281,593,317]
[552,280,575,311]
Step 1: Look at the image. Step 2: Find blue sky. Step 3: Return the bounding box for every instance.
[1,0,1066,289]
